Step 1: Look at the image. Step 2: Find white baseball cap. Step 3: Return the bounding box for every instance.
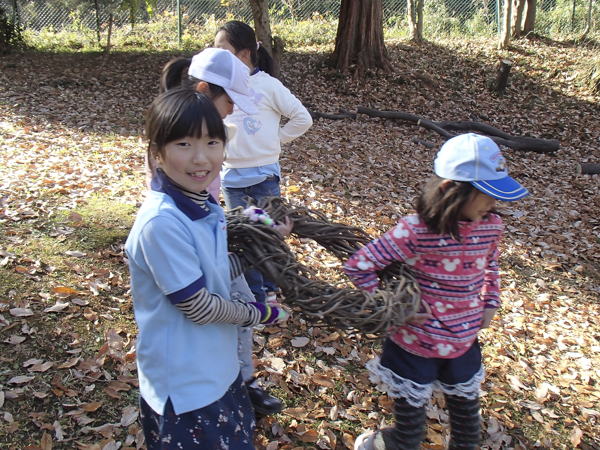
[188,48,258,115]
[434,133,529,201]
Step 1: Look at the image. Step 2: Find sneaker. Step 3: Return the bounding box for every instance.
[246,383,283,415]
[355,430,392,450]
[354,431,376,450]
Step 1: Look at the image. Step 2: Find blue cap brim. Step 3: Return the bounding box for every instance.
[472,177,529,201]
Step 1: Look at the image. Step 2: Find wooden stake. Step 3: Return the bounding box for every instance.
[495,59,513,91]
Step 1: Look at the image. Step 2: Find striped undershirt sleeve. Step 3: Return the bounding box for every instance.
[228,253,249,281]
[177,288,262,327]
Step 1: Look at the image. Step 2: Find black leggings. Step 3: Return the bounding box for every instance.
[377,395,480,450]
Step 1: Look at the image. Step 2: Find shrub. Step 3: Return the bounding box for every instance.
[0,5,24,53]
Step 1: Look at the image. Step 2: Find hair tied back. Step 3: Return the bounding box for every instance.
[256,40,262,50]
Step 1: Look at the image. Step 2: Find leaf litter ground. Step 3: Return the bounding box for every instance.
[0,38,599,450]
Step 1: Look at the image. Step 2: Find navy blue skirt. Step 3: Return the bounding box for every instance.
[140,373,256,449]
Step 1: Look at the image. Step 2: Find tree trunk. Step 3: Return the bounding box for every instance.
[407,0,417,41]
[523,0,537,34]
[579,0,594,40]
[248,0,273,57]
[416,0,424,40]
[499,0,512,48]
[331,0,392,77]
[272,36,284,80]
[512,0,526,37]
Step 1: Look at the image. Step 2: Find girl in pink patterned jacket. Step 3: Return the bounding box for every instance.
[345,133,529,450]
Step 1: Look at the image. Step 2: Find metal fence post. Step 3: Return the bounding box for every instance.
[497,0,501,34]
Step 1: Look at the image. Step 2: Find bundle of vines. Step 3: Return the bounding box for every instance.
[226,197,421,338]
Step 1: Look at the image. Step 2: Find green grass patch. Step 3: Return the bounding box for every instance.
[52,195,136,251]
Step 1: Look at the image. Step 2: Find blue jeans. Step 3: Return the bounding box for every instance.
[222,177,281,303]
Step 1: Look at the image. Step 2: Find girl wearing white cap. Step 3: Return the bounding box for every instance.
[214,20,313,416]
[344,133,529,450]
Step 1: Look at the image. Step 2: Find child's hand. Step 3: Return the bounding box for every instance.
[273,216,293,237]
[480,307,497,329]
[407,300,433,325]
[250,302,290,325]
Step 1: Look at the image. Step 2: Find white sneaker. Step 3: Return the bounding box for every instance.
[354,431,376,450]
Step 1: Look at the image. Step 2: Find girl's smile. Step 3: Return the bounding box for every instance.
[158,123,224,193]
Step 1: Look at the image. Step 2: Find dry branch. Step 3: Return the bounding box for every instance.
[357,106,559,153]
[226,198,421,338]
[307,107,357,121]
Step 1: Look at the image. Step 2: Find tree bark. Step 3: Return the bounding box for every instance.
[331,0,392,77]
[356,106,560,153]
[494,59,513,91]
[499,0,512,48]
[523,0,537,34]
[248,0,273,57]
[407,0,417,41]
[579,0,594,40]
[512,0,526,38]
[272,36,284,80]
[416,0,424,40]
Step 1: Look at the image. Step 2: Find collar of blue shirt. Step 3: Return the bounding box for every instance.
[151,170,217,221]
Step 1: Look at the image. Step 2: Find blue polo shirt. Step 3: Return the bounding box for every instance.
[125,172,237,415]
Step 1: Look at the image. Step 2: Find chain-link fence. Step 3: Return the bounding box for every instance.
[1,0,598,40]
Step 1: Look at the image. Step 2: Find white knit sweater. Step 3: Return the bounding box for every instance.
[223,71,312,169]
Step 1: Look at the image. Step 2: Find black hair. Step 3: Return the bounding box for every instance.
[217,20,274,76]
[145,87,227,163]
[416,174,498,241]
[159,57,228,99]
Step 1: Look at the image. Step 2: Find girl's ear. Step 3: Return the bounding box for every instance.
[150,145,162,165]
[196,81,210,94]
[440,179,455,193]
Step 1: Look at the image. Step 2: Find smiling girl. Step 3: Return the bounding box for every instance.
[125,88,289,449]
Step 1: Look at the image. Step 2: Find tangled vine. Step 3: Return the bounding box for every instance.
[226,197,421,338]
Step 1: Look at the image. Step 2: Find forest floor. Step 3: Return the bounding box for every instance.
[0,36,599,450]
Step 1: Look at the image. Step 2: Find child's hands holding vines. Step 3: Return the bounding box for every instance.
[407,300,433,325]
[273,216,293,237]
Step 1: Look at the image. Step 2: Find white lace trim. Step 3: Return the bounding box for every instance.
[439,364,485,399]
[366,357,485,408]
[366,358,433,407]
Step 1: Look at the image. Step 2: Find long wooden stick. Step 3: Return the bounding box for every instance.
[357,106,559,153]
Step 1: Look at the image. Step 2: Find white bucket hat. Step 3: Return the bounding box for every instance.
[188,48,258,115]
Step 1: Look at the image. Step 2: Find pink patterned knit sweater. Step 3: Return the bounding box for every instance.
[344,213,503,359]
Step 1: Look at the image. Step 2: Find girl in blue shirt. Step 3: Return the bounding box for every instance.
[125,88,288,449]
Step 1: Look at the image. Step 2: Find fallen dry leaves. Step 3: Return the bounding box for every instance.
[0,36,599,449]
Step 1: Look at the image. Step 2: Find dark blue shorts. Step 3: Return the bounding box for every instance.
[140,373,255,449]
[380,338,482,385]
